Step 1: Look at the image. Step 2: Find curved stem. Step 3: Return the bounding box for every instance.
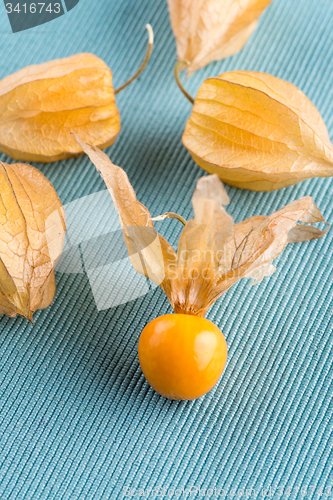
[151,212,187,226]
[174,61,194,104]
[115,24,154,95]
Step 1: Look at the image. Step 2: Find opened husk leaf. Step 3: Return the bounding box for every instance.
[74,134,329,317]
[168,0,273,76]
[0,161,66,320]
[182,70,333,191]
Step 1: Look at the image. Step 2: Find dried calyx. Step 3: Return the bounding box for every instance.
[176,69,333,191]
[74,133,329,317]
[168,0,273,76]
[0,161,66,321]
[0,25,153,163]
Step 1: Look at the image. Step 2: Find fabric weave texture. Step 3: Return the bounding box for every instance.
[0,0,332,498]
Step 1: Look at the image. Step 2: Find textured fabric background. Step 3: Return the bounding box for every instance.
[0,0,332,498]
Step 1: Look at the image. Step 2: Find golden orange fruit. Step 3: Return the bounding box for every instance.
[138,314,227,400]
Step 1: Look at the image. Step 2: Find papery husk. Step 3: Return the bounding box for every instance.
[183,71,333,191]
[72,133,177,300]
[0,54,121,162]
[74,134,329,317]
[168,0,273,76]
[0,161,66,320]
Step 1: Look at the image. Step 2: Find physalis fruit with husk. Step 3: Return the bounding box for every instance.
[168,0,273,76]
[0,25,153,163]
[74,133,328,400]
[176,70,333,191]
[0,161,66,321]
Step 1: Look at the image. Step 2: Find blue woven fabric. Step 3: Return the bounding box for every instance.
[0,0,332,498]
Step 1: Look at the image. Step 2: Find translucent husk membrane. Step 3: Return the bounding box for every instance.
[168,0,273,76]
[0,25,153,163]
[178,69,333,191]
[0,161,66,321]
